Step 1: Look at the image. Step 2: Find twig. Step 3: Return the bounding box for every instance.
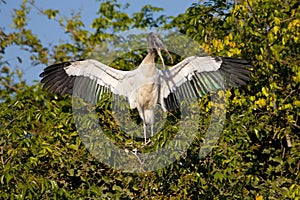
[28,1,81,41]
[281,89,295,105]
[246,0,261,27]
[291,123,300,129]
[0,81,20,92]
[285,133,292,148]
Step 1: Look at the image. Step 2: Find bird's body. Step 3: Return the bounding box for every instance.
[124,51,160,140]
[40,32,253,144]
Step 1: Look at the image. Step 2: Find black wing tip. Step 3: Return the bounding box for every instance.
[40,61,77,95]
[220,57,254,68]
[39,61,74,77]
[217,57,254,87]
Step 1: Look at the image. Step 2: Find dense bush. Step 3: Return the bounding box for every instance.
[1,0,299,199]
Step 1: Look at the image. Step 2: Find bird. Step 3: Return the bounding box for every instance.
[40,32,253,144]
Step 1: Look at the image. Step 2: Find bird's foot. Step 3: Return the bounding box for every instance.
[144,138,151,145]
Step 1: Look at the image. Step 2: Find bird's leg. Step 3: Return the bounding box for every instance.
[150,123,154,137]
[143,122,149,144]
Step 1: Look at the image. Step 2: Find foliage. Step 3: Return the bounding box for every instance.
[0,0,299,199]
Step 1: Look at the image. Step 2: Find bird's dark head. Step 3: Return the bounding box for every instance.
[147,32,165,53]
[147,32,173,67]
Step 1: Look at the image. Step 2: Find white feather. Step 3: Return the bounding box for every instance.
[158,56,222,110]
[63,59,128,95]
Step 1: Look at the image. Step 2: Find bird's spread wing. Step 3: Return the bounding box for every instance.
[40,59,129,103]
[159,56,253,111]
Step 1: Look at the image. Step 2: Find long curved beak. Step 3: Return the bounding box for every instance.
[147,32,173,68]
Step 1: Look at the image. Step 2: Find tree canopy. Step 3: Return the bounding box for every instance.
[0,0,299,199]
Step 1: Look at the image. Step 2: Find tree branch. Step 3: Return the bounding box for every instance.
[1,81,20,92]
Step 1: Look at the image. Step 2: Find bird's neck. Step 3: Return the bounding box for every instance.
[139,52,156,76]
[141,51,155,64]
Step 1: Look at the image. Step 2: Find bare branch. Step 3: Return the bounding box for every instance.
[0,81,20,92]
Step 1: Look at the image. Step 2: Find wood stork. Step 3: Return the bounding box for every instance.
[40,32,253,144]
